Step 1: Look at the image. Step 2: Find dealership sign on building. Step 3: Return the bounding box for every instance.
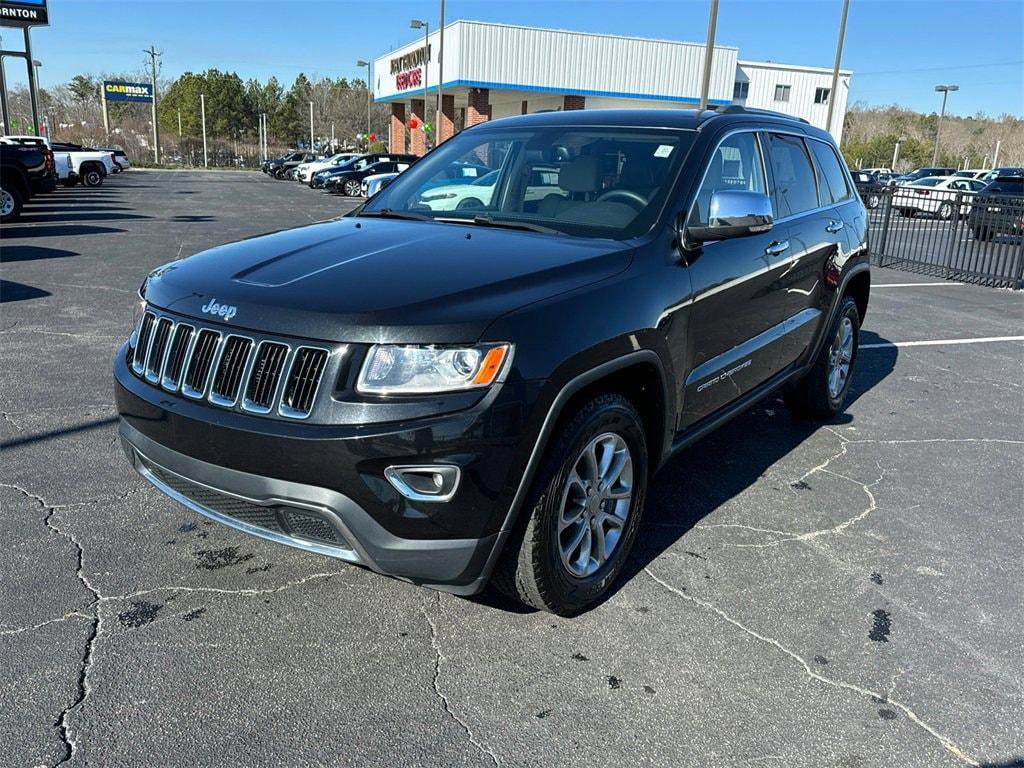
[103,81,154,103]
[0,0,48,26]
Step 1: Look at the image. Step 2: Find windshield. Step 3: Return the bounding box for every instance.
[363,126,695,238]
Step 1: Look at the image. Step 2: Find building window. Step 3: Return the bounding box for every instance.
[774,84,791,102]
[733,81,749,100]
[814,87,831,105]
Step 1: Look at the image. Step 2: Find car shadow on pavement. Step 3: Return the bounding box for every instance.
[0,224,127,239]
[13,212,154,223]
[478,335,899,615]
[0,278,52,303]
[0,245,78,263]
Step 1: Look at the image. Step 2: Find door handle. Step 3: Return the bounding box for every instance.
[764,240,790,256]
[826,220,845,233]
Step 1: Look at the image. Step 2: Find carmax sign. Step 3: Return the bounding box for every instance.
[0,0,48,27]
[103,81,153,103]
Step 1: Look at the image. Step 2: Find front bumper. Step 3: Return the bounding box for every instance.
[114,348,543,594]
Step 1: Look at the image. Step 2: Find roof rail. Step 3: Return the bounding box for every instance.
[710,104,810,124]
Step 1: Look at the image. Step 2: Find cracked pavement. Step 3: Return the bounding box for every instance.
[2,171,1022,767]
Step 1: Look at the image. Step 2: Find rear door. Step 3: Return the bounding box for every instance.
[766,134,848,367]
[680,130,795,427]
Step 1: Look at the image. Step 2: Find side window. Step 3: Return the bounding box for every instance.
[808,140,852,205]
[766,134,819,218]
[690,132,766,226]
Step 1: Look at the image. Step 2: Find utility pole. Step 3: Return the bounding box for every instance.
[437,0,445,140]
[200,93,208,167]
[698,0,719,111]
[23,28,39,134]
[992,139,1001,169]
[410,19,429,146]
[891,140,900,171]
[144,46,161,163]
[826,0,850,136]
[309,100,314,149]
[932,84,958,165]
[177,108,182,138]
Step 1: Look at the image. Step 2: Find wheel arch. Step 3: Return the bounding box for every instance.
[843,268,870,323]
[0,164,29,198]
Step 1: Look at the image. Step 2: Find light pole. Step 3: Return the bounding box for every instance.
[932,84,958,165]
[356,59,371,146]
[309,100,314,150]
[826,0,850,136]
[410,19,429,146]
[437,0,445,141]
[697,0,719,111]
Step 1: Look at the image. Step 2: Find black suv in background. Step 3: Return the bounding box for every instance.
[313,153,419,190]
[115,108,869,615]
[969,176,1024,240]
[326,158,416,196]
[264,151,320,179]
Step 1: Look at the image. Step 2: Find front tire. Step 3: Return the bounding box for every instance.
[343,179,362,197]
[866,193,880,209]
[937,201,954,220]
[784,296,860,419]
[492,394,648,615]
[1,184,23,223]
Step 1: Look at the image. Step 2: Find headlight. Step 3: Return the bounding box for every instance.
[357,344,512,395]
[130,277,148,345]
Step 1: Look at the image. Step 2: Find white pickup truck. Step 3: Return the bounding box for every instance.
[1,135,116,187]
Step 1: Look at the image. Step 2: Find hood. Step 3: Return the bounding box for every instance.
[145,217,633,344]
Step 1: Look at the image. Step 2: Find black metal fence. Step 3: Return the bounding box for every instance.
[868,186,1024,289]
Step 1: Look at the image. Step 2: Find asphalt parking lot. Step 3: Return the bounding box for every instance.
[2,170,1022,767]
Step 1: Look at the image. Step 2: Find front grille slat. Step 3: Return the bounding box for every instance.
[144,318,173,383]
[181,329,221,399]
[280,347,329,419]
[131,312,156,374]
[161,324,195,391]
[209,335,253,406]
[129,308,335,420]
[243,341,289,413]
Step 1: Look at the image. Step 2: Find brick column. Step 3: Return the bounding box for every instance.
[390,103,406,154]
[467,88,491,127]
[563,95,586,111]
[521,100,529,115]
[438,94,456,144]
[410,98,426,156]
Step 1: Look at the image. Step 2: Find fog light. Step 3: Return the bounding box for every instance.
[384,465,461,502]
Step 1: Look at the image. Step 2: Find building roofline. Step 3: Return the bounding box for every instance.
[738,59,853,76]
[379,18,740,57]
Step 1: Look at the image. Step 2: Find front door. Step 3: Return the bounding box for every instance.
[679,130,795,428]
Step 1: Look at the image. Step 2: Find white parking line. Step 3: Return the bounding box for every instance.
[873,282,964,288]
[861,336,1024,349]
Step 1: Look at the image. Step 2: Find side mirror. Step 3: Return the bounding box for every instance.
[687,189,774,242]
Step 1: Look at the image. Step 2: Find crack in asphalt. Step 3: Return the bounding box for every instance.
[421,594,501,767]
[644,567,980,767]
[1,480,347,765]
[1,410,24,432]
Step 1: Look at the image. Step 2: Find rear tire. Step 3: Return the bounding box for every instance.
[492,394,648,616]
[784,296,860,420]
[82,166,104,187]
[938,201,954,220]
[865,194,880,209]
[1,184,23,223]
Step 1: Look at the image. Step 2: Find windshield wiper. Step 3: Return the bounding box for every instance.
[437,214,563,236]
[356,208,431,222]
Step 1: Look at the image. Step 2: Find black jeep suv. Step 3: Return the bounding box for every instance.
[114,108,869,615]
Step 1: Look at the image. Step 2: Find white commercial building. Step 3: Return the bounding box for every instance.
[374,21,851,155]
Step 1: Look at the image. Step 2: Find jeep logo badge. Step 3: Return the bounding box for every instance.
[201,298,237,321]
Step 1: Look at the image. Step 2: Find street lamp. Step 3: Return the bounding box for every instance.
[932,84,959,165]
[356,59,371,146]
[410,18,429,147]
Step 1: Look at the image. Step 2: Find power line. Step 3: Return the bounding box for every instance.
[856,60,1024,77]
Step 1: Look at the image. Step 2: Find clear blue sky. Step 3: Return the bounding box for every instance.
[3,0,1022,116]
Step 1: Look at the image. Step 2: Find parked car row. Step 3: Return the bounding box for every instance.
[262,150,422,198]
[0,135,127,223]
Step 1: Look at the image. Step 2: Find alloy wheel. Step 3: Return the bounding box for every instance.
[0,189,14,217]
[827,316,854,399]
[557,432,633,578]
[345,180,361,196]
